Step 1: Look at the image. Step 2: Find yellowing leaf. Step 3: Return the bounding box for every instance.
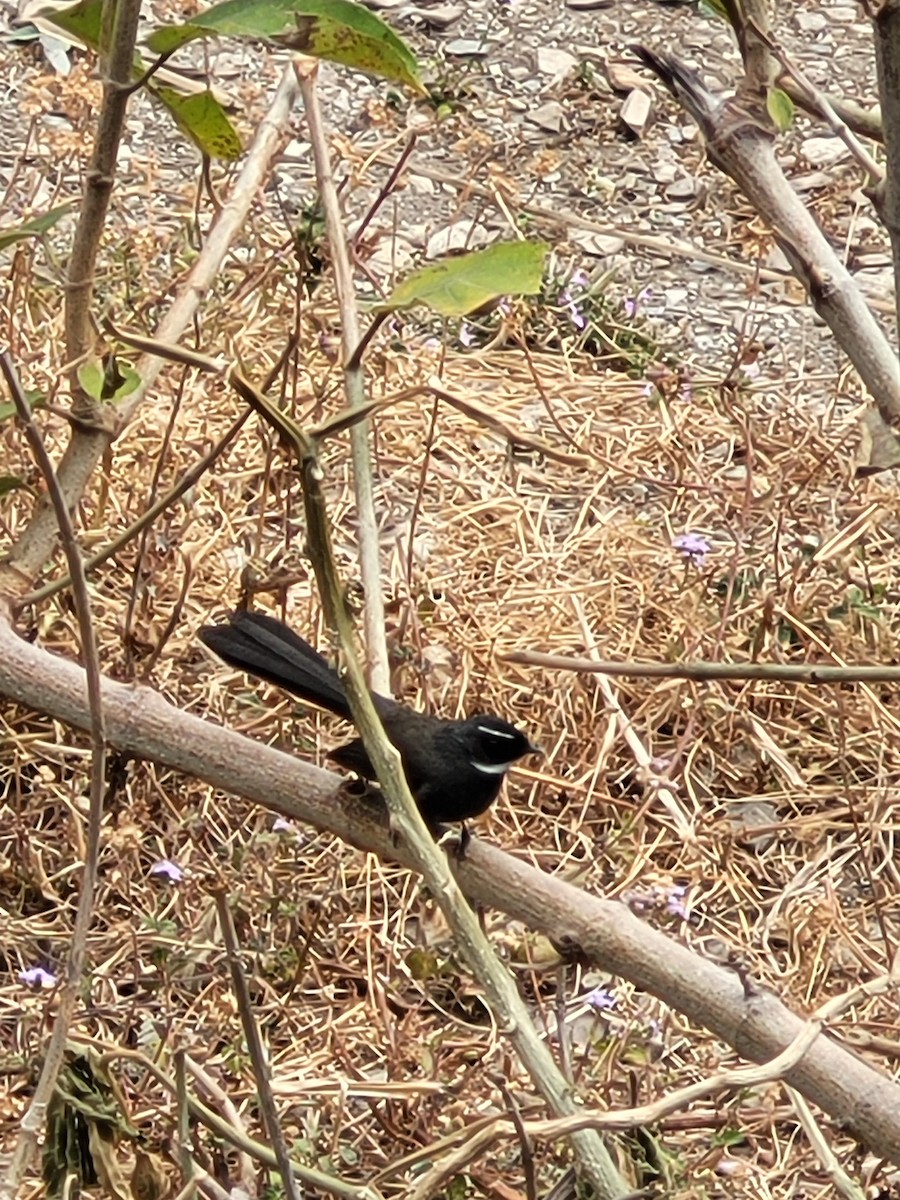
[384,241,548,317]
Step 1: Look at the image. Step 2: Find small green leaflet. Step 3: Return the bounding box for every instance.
[152,87,242,159]
[0,475,33,499]
[145,0,423,92]
[38,0,241,156]
[383,241,549,318]
[0,203,74,252]
[77,357,141,403]
[37,0,102,45]
[0,389,46,423]
[766,86,795,132]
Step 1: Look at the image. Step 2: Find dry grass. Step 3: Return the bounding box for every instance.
[2,40,900,1200]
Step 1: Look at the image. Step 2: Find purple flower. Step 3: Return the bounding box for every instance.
[673,532,711,568]
[20,966,57,989]
[272,817,294,833]
[665,885,689,919]
[623,286,653,318]
[150,859,183,883]
[569,268,590,291]
[558,289,587,330]
[584,985,617,1011]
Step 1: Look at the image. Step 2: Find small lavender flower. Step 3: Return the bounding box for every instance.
[272,817,294,833]
[558,289,587,330]
[665,885,689,919]
[584,985,617,1011]
[20,966,57,989]
[623,286,653,318]
[568,268,590,291]
[150,859,184,883]
[673,532,711,568]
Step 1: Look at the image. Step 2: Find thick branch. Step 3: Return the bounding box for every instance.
[2,615,900,1161]
[635,48,900,428]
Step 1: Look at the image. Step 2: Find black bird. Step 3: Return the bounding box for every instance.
[198,610,540,827]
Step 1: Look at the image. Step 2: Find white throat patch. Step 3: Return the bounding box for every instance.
[472,760,513,776]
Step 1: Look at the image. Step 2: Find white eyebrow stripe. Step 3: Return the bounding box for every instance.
[477,725,517,740]
[472,760,512,775]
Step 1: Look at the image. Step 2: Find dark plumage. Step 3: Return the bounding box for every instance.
[199,610,539,825]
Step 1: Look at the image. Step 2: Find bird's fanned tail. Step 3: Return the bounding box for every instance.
[198,610,352,719]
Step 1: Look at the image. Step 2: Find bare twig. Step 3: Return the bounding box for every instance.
[0,352,107,1198]
[503,648,900,685]
[215,889,302,1200]
[294,56,390,693]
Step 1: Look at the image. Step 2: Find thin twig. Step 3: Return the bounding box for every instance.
[295,55,390,693]
[214,889,302,1200]
[503,649,900,685]
[0,351,108,1198]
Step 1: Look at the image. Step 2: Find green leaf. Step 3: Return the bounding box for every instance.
[0,389,46,423]
[766,86,794,132]
[0,203,75,252]
[383,241,549,317]
[110,362,142,403]
[38,0,103,46]
[77,358,105,401]
[0,475,33,499]
[145,0,423,92]
[151,86,243,159]
[77,356,142,402]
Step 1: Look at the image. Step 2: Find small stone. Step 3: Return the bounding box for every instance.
[606,62,647,93]
[795,11,827,31]
[536,46,578,80]
[619,88,651,138]
[528,101,568,133]
[444,37,489,56]
[570,229,625,255]
[408,4,462,28]
[665,176,698,200]
[425,220,490,258]
[801,136,849,167]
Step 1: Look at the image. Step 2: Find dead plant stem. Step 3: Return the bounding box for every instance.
[0,353,107,1199]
